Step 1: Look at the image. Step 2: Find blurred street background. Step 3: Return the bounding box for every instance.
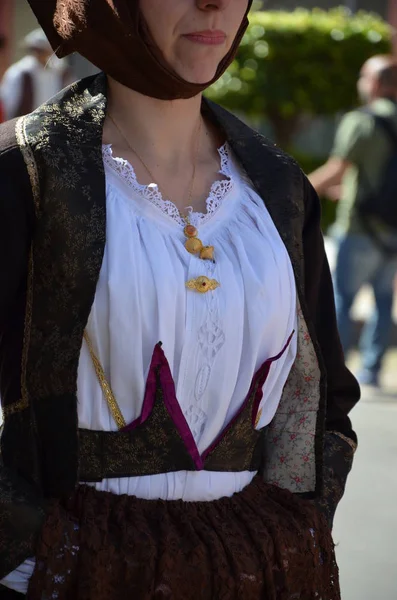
[1,0,397,598]
[326,239,397,600]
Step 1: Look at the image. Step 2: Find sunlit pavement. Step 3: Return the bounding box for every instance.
[333,351,397,600]
[325,236,397,598]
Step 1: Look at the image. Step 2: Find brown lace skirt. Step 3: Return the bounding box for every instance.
[27,477,340,600]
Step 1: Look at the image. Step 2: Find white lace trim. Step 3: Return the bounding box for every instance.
[102,143,234,228]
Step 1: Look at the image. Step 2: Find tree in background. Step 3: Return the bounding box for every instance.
[207,8,392,149]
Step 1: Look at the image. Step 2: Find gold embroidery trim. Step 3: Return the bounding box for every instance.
[83,331,126,430]
[254,408,262,429]
[329,430,358,453]
[16,117,40,216]
[3,118,42,418]
[2,398,29,419]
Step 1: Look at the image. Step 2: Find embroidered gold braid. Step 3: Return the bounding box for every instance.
[83,332,126,430]
[2,397,29,418]
[3,118,40,419]
[328,431,357,453]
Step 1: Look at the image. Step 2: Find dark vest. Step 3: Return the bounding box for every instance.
[1,74,326,499]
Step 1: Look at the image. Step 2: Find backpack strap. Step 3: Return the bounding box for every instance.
[361,107,397,148]
[358,107,397,255]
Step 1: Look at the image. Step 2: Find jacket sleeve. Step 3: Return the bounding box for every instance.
[301,174,360,527]
[0,468,46,580]
[0,120,34,329]
[0,120,47,579]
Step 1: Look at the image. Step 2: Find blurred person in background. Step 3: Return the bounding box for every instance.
[310,55,397,387]
[0,28,72,120]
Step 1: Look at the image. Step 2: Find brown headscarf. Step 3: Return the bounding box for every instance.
[27,0,253,100]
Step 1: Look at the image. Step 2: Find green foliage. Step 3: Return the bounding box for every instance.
[206,7,392,231]
[207,8,392,141]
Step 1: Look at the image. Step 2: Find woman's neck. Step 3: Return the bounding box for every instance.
[106,76,205,168]
[105,76,225,215]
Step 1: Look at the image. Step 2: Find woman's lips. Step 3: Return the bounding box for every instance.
[183,30,227,46]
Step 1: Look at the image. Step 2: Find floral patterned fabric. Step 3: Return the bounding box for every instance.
[263,303,321,493]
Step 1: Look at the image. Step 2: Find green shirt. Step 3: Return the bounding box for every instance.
[331,98,397,234]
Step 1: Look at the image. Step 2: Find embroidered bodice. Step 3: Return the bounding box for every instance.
[78,337,293,482]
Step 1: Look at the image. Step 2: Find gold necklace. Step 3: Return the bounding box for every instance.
[108,113,215,264]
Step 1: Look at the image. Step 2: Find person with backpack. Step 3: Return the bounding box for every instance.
[310,54,397,387]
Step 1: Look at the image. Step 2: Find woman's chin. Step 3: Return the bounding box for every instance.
[174,65,219,86]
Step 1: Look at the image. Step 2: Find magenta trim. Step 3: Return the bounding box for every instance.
[251,329,295,427]
[122,343,203,470]
[121,331,294,470]
[121,343,163,432]
[157,346,203,470]
[201,330,295,461]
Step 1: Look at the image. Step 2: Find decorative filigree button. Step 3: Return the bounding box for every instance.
[186,276,220,293]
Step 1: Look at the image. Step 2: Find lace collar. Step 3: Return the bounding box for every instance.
[102,143,235,228]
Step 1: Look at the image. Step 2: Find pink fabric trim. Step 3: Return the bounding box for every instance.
[250,330,295,428]
[200,363,270,462]
[122,343,203,469]
[121,332,294,470]
[201,332,294,462]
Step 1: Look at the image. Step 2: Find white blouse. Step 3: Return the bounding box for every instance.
[78,143,298,501]
[1,143,298,594]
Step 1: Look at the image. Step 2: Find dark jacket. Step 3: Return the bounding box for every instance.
[0,73,360,579]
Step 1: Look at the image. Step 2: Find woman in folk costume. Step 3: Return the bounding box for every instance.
[0,0,360,598]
